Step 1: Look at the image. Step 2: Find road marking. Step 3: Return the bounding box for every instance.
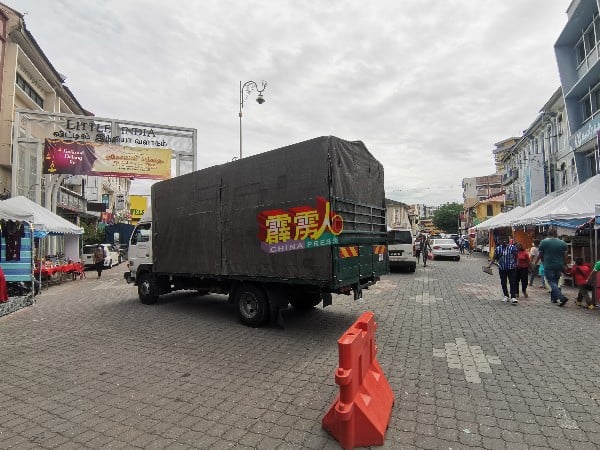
[413,277,437,283]
[433,337,501,383]
[458,283,498,296]
[550,406,579,430]
[414,292,439,305]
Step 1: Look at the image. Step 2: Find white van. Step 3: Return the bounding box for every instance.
[388,229,417,272]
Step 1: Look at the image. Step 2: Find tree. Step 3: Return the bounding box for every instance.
[81,221,105,246]
[432,203,463,234]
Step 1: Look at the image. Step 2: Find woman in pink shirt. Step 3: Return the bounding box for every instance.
[515,242,530,298]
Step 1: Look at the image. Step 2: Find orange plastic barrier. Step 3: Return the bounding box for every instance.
[322,311,394,449]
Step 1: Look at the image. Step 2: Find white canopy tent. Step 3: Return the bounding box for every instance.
[0,196,83,261]
[474,212,505,231]
[512,174,600,226]
[0,196,83,235]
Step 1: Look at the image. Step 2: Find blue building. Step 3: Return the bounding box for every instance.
[555,0,600,182]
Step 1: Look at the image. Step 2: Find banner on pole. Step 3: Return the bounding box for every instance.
[43,139,172,179]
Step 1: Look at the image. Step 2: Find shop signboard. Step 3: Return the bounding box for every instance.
[115,194,125,211]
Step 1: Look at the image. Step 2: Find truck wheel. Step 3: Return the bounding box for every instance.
[236,284,269,327]
[138,273,159,305]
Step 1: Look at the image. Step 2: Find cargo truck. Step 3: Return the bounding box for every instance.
[124,136,388,326]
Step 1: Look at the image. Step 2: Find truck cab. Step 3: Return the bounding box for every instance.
[125,210,152,284]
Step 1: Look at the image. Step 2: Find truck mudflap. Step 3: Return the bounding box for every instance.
[353,276,380,300]
[262,284,289,328]
[124,272,133,284]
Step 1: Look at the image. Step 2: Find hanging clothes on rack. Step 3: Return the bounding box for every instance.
[1,219,25,261]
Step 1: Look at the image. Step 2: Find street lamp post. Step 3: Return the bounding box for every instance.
[239,80,267,159]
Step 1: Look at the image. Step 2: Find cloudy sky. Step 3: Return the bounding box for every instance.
[10,0,571,205]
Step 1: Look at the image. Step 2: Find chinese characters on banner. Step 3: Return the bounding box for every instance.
[257,196,343,253]
[43,139,172,179]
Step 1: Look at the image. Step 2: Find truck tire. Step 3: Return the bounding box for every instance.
[236,284,269,327]
[138,273,159,305]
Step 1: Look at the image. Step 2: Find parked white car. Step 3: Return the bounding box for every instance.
[82,244,121,268]
[430,238,461,261]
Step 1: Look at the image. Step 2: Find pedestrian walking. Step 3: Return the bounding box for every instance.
[487,235,518,304]
[414,236,422,260]
[535,228,569,306]
[93,245,106,278]
[464,237,472,256]
[515,242,530,298]
[528,239,541,287]
[458,236,465,254]
[569,257,593,309]
[421,235,432,267]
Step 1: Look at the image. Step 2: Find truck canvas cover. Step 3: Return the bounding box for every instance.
[152,136,385,281]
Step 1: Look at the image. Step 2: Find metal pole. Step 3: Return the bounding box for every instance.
[239,80,243,160]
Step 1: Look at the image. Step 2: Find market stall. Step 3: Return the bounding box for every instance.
[512,174,600,264]
[0,197,83,310]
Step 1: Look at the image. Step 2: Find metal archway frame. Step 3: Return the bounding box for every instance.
[11,109,197,204]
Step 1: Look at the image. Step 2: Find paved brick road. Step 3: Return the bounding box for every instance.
[1,255,599,449]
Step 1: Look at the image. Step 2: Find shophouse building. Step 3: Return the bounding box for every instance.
[493,88,569,208]
[0,2,131,228]
[461,175,503,232]
[385,199,411,230]
[555,0,600,182]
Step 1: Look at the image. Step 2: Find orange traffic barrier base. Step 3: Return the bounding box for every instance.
[322,311,394,449]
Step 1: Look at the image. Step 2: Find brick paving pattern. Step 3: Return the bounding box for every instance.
[1,255,599,449]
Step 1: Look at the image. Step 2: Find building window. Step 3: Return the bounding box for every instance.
[576,38,586,65]
[557,114,564,136]
[486,205,493,217]
[585,23,596,54]
[16,73,44,108]
[560,162,567,187]
[582,94,593,121]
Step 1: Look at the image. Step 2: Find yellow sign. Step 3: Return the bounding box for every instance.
[129,196,148,224]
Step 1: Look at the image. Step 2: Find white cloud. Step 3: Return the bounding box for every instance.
[12,0,570,205]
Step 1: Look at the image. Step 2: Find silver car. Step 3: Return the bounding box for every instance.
[430,238,460,261]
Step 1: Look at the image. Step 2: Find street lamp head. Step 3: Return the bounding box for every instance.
[256,93,265,105]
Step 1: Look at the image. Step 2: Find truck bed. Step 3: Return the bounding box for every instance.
[151,136,387,289]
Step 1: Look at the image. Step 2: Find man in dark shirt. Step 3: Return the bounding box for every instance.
[535,228,568,306]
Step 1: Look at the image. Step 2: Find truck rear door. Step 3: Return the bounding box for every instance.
[332,199,388,288]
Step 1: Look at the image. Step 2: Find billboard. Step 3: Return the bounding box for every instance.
[43,139,171,179]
